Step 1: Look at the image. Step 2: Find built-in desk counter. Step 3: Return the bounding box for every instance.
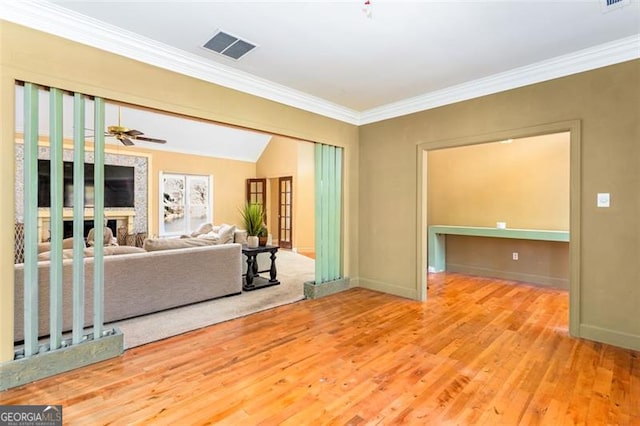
[428,225,570,272]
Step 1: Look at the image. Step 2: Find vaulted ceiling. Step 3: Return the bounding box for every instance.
[14,85,272,162]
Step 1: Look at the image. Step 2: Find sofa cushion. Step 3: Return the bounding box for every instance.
[143,237,218,252]
[38,249,77,261]
[97,246,147,256]
[38,245,146,260]
[37,237,75,254]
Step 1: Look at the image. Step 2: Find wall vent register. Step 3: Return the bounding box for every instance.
[601,0,630,12]
[203,30,257,60]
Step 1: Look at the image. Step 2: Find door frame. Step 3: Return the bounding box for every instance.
[416,120,581,336]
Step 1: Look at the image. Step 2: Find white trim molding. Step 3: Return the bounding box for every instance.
[2,1,638,126]
[359,35,640,124]
[0,0,361,125]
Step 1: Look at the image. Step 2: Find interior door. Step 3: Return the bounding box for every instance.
[246,178,267,215]
[278,176,293,249]
[246,178,267,237]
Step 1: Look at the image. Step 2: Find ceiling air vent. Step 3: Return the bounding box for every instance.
[601,0,630,12]
[203,30,257,60]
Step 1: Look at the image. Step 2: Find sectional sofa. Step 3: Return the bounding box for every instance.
[13,242,243,342]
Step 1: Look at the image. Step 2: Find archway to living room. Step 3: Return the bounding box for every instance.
[416,121,581,336]
[11,82,325,354]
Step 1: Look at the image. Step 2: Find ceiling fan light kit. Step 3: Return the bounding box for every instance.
[107,125,130,134]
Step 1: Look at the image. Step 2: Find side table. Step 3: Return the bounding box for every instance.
[242,245,280,291]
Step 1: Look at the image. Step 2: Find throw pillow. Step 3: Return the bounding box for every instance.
[190,222,213,237]
[234,230,248,245]
[15,222,25,264]
[217,224,236,244]
[37,242,52,254]
[117,226,128,246]
[135,232,147,248]
[87,227,118,247]
[37,237,77,254]
[197,231,220,241]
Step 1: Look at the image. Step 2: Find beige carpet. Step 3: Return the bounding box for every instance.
[109,249,314,348]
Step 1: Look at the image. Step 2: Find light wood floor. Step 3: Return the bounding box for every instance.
[296,250,316,259]
[2,273,638,424]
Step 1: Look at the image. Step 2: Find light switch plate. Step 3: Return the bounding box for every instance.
[597,193,610,208]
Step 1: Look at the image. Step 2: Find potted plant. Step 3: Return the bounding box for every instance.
[258,226,268,246]
[240,203,264,248]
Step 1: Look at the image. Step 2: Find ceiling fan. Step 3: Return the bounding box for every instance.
[104,106,167,146]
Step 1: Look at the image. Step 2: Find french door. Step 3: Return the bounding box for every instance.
[246,178,267,218]
[278,176,293,249]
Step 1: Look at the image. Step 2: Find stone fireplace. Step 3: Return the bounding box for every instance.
[15,144,149,242]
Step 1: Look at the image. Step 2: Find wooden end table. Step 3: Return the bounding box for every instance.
[242,245,280,291]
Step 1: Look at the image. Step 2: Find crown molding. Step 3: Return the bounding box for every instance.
[0,0,361,125]
[360,34,640,125]
[2,1,638,127]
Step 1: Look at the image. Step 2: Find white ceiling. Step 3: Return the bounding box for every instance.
[14,85,272,162]
[2,1,640,126]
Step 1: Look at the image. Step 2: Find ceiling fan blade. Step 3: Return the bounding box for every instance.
[124,129,143,136]
[84,133,110,139]
[135,136,167,144]
[120,137,135,146]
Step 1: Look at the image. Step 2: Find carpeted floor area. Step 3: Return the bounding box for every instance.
[109,249,314,348]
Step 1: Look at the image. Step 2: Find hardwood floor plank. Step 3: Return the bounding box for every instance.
[1,273,638,424]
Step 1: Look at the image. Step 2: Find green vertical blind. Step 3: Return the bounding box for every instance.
[48,88,64,349]
[20,82,106,358]
[314,144,343,284]
[22,83,39,357]
[93,97,106,339]
[72,93,86,345]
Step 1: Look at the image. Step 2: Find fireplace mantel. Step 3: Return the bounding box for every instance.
[37,208,135,242]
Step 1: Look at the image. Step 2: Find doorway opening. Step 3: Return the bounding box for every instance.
[416,121,581,336]
[248,175,294,250]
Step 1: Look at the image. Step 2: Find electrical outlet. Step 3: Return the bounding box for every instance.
[512,252,519,261]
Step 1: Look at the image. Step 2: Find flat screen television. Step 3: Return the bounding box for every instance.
[37,160,135,208]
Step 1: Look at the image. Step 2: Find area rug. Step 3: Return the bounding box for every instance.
[109,249,314,348]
